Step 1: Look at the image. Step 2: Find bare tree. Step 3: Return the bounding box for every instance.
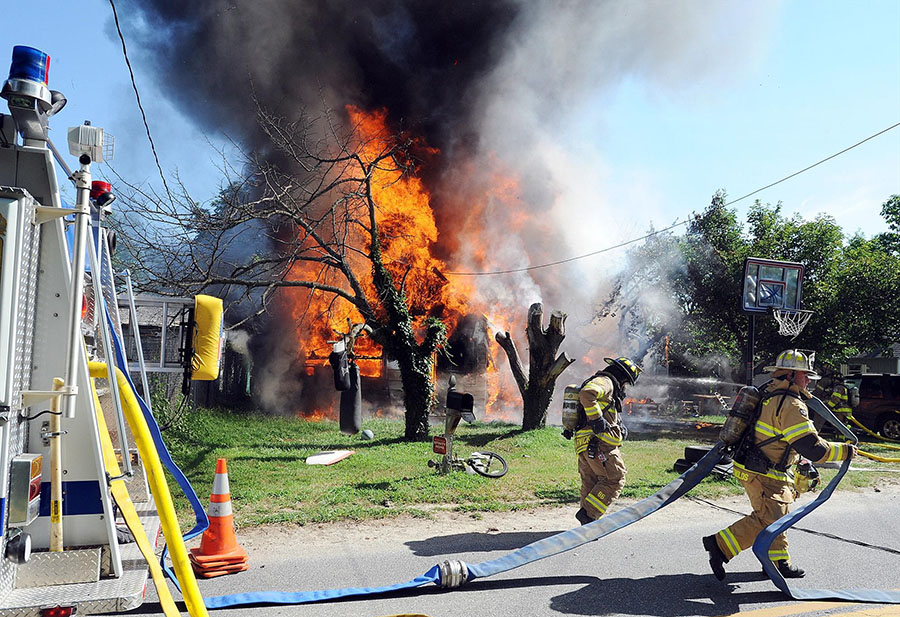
[113,104,448,441]
[495,303,575,430]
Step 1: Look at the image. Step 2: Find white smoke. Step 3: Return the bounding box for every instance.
[459,0,780,375]
[227,329,251,355]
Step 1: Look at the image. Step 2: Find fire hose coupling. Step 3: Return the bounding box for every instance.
[438,560,468,588]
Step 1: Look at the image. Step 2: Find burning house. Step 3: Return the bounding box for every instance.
[119,2,755,423]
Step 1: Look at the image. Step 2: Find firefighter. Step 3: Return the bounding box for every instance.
[702,349,857,581]
[573,356,642,525]
[813,364,852,427]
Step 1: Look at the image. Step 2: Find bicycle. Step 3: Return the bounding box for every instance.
[427,376,508,479]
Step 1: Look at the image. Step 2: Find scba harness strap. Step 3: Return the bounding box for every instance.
[734,387,803,474]
[575,371,625,433]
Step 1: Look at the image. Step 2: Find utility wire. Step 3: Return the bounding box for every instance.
[108,0,174,205]
[447,217,693,277]
[724,121,900,206]
[445,121,900,277]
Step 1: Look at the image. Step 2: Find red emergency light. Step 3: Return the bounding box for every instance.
[89,180,111,200]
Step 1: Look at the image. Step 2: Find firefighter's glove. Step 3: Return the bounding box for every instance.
[589,417,610,436]
[562,429,573,440]
[846,444,858,460]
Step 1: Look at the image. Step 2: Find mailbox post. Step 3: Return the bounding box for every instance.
[430,376,475,473]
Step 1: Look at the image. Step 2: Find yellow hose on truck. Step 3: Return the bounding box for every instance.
[89,361,208,617]
[89,374,181,616]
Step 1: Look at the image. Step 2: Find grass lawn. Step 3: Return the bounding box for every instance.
[161,407,900,529]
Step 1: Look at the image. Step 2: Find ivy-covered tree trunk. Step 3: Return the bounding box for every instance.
[397,347,437,441]
[369,203,446,441]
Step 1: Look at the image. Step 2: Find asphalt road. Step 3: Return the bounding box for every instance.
[127,486,900,617]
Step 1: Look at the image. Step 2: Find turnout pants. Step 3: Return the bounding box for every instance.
[715,472,794,563]
[577,447,626,519]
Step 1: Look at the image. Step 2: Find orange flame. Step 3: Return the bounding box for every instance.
[274,107,558,424]
[623,398,656,414]
[279,107,474,386]
[304,410,328,422]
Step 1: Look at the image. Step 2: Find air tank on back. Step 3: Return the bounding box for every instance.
[719,385,762,446]
[562,385,581,432]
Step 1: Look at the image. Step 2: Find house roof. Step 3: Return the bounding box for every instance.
[848,342,900,360]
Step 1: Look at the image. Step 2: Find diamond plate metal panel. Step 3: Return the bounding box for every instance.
[14,548,100,587]
[0,191,39,600]
[0,496,160,614]
[12,192,37,403]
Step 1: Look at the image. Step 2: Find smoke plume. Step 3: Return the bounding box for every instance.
[123,0,778,414]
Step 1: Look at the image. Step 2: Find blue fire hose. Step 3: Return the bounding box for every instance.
[104,307,898,607]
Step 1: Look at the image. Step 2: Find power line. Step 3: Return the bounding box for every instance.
[445,121,900,277]
[724,121,900,206]
[108,0,174,204]
[448,217,693,277]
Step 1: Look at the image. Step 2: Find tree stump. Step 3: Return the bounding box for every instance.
[495,303,575,430]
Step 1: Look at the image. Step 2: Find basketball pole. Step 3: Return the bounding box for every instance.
[745,313,756,386]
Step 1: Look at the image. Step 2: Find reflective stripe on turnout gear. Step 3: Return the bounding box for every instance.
[824,443,845,462]
[717,470,793,564]
[827,387,852,415]
[576,374,623,452]
[733,460,791,483]
[585,493,608,516]
[717,528,741,559]
[768,549,790,561]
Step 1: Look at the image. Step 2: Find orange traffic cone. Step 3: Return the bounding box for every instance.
[189,458,249,578]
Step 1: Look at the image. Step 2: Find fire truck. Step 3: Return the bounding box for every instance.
[0,45,219,615]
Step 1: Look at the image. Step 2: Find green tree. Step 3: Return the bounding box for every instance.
[874,194,900,254]
[602,192,899,380]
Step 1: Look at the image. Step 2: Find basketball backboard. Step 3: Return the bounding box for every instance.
[741,258,804,314]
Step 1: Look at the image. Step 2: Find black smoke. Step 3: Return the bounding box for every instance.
[126,1,519,154]
[120,1,778,415]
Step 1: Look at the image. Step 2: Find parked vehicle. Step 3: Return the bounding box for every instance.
[844,373,900,440]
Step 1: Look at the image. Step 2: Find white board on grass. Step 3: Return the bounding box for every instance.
[305,450,355,466]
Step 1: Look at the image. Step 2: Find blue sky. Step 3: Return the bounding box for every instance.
[4,1,899,241]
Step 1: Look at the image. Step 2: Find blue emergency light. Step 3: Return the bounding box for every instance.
[2,45,51,109]
[8,46,50,85]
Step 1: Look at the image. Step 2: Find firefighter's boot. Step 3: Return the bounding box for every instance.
[702,535,727,581]
[575,507,594,526]
[770,560,805,579]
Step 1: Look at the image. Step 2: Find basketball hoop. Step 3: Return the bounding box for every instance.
[772,308,813,340]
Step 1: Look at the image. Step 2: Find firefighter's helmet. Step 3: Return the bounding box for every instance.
[764,349,820,379]
[604,356,642,386]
